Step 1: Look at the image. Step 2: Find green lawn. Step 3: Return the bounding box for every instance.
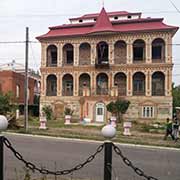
[7,117,180,149]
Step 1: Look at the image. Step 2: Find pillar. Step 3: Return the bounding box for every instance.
[127,70,132,96]
[74,72,78,96]
[91,42,96,65]
[145,70,151,96]
[145,38,152,64]
[58,43,63,67]
[74,43,79,66]
[109,42,114,65]
[127,40,133,64]
[165,36,172,63]
[41,43,47,67]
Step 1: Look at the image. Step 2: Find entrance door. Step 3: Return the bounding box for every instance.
[95,103,105,122]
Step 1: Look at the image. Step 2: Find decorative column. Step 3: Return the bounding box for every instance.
[165,36,172,63]
[109,42,114,65]
[41,43,47,67]
[164,70,169,96]
[145,38,152,64]
[73,72,78,96]
[41,73,47,96]
[166,69,172,96]
[74,43,79,66]
[127,40,133,64]
[127,70,133,96]
[91,42,96,65]
[145,70,151,96]
[57,73,62,96]
[91,72,96,95]
[58,43,63,67]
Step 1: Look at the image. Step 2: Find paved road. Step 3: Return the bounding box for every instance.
[3,133,180,180]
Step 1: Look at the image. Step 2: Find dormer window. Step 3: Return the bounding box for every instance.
[128,15,132,19]
[114,16,118,20]
[79,19,83,23]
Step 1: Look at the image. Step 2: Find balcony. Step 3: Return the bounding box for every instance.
[95,58,110,69]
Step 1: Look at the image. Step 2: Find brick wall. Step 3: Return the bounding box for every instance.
[0,71,36,105]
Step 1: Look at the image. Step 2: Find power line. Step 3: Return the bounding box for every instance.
[169,0,180,13]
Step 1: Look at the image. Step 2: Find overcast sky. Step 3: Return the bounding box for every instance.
[0,0,180,84]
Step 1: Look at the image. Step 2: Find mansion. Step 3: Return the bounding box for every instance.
[37,8,178,122]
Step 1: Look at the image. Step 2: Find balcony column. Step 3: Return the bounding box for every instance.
[127,40,133,64]
[145,38,152,64]
[73,72,78,96]
[145,70,151,96]
[91,42,96,65]
[165,36,172,63]
[58,43,63,67]
[74,43,79,66]
[41,43,47,67]
[109,42,114,65]
[57,73,62,96]
[165,69,172,96]
[127,70,133,96]
[41,73,47,96]
[91,72,96,95]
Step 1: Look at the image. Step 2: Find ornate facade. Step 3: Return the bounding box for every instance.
[37,8,178,122]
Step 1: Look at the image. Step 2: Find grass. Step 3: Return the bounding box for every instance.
[6,117,180,149]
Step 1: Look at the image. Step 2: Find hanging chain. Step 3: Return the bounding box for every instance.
[112,143,159,180]
[2,137,104,176]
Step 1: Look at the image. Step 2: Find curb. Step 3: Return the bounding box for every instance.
[3,131,180,151]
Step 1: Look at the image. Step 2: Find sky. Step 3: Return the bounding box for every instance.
[0,0,180,84]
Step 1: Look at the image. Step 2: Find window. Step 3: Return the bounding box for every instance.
[114,16,118,20]
[142,106,154,118]
[67,50,73,64]
[133,47,144,60]
[79,19,83,23]
[128,15,132,19]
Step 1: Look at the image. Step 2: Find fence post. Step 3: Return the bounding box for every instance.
[104,142,112,180]
[0,135,4,180]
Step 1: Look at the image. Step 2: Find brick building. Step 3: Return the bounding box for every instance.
[0,61,40,105]
[37,8,178,122]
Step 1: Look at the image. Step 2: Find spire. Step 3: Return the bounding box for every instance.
[90,7,115,33]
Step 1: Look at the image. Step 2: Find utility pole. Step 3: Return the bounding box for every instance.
[24,27,29,132]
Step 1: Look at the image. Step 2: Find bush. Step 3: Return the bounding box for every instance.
[64,107,74,116]
[42,105,53,120]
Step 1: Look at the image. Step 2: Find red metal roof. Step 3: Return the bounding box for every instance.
[90,7,114,33]
[69,11,141,20]
[37,8,178,40]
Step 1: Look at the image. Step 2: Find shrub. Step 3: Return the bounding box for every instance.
[42,105,53,120]
[64,107,74,116]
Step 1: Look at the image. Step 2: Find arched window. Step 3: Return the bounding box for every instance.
[46,75,57,96]
[114,41,127,64]
[96,73,108,95]
[133,39,145,62]
[79,73,91,96]
[96,41,109,65]
[152,38,165,62]
[152,72,165,96]
[79,43,91,65]
[46,45,57,67]
[114,72,127,96]
[63,44,74,65]
[62,74,73,96]
[133,72,145,96]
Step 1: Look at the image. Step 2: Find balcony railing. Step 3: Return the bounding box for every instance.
[95,58,109,69]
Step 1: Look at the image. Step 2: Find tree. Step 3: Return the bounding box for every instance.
[106,99,130,123]
[0,92,15,115]
[172,83,180,113]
